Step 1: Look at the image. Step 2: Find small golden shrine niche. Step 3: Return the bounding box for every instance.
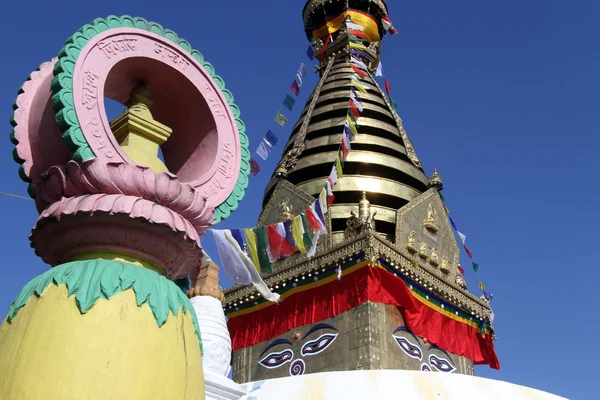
[419,243,428,258]
[423,203,439,233]
[278,198,294,222]
[344,192,377,239]
[429,248,439,266]
[440,256,449,274]
[406,231,417,253]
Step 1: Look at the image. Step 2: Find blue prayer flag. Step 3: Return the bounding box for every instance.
[265,130,278,146]
[307,45,315,60]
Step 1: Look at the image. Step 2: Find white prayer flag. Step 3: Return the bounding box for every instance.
[457,231,467,245]
[375,62,384,77]
[222,230,280,303]
[351,56,368,71]
[256,141,270,160]
[212,230,251,285]
[347,22,364,31]
[350,94,364,112]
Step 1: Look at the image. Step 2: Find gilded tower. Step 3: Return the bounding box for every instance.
[225,0,498,382]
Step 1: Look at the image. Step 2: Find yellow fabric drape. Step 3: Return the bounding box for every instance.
[312,10,380,42]
[291,216,306,253]
[243,228,261,273]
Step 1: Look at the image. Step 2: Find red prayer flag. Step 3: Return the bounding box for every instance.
[348,29,367,39]
[326,179,335,205]
[290,79,300,96]
[349,101,360,120]
[341,138,349,160]
[250,158,260,176]
[384,78,391,95]
[267,224,296,259]
[464,245,473,259]
[351,64,366,79]
[305,206,323,231]
[458,265,465,276]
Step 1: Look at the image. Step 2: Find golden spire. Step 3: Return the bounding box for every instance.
[428,168,444,191]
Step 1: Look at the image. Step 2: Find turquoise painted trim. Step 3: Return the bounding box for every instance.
[7,259,203,353]
[48,15,249,221]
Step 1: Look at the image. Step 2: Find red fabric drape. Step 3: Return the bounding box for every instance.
[227,266,499,369]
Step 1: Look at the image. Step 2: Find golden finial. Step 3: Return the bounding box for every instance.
[428,168,444,191]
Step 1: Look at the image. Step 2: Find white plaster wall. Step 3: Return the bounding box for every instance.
[190,296,232,376]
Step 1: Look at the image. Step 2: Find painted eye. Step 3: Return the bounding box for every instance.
[393,335,423,360]
[429,354,456,373]
[258,350,294,369]
[421,363,431,372]
[301,333,338,356]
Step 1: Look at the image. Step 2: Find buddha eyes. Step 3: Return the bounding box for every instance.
[301,333,339,356]
[429,354,456,373]
[393,335,423,361]
[258,350,294,369]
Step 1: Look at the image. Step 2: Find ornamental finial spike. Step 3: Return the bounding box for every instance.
[428,168,444,191]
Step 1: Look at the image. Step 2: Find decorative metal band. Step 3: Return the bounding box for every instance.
[224,231,492,320]
[49,15,249,222]
[370,77,423,170]
[274,56,336,177]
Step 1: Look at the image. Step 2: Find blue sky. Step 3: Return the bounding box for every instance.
[1,0,597,398]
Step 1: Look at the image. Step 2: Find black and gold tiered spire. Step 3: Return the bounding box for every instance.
[260,0,427,244]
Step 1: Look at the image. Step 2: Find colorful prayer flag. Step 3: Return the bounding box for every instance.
[349,101,361,120]
[464,245,473,259]
[381,16,398,35]
[389,95,398,111]
[243,228,261,272]
[449,216,458,231]
[256,141,270,160]
[443,204,450,214]
[298,63,307,79]
[375,62,383,77]
[212,230,251,285]
[351,64,366,79]
[300,213,314,250]
[457,231,466,245]
[349,41,367,51]
[341,131,351,159]
[344,122,355,141]
[291,79,300,96]
[307,45,315,60]
[384,78,391,95]
[483,291,493,302]
[351,56,368,70]
[472,262,479,272]
[347,115,358,135]
[350,49,367,60]
[335,155,343,179]
[283,94,296,111]
[318,188,328,216]
[250,158,260,176]
[351,78,367,93]
[275,112,288,127]
[267,223,296,262]
[439,192,445,201]
[326,179,335,205]
[265,130,278,146]
[296,74,303,87]
[256,226,272,273]
[350,93,364,112]
[346,22,364,31]
[458,264,465,276]
[291,215,306,253]
[348,29,367,39]
[479,282,485,291]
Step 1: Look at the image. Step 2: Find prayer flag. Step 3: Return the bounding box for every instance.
[384,78,391,95]
[267,223,295,262]
[458,264,465,276]
[256,141,270,160]
[250,158,260,176]
[351,64,366,79]
[351,56,368,70]
[222,230,280,303]
[483,291,493,302]
[348,29,367,39]
[265,130,278,146]
[307,45,315,60]
[296,74,303,87]
[375,62,383,77]
[275,112,288,127]
[457,231,466,245]
[283,220,297,251]
[291,79,300,96]
[349,41,367,51]
[329,164,338,186]
[306,203,327,257]
[472,262,479,272]
[381,16,398,35]
[464,244,473,259]
[283,94,296,111]
[314,198,326,227]
[341,132,351,159]
[349,35,365,43]
[344,122,355,142]
[352,78,367,93]
[350,49,367,60]
[479,282,485,291]
[389,95,398,111]
[300,213,314,250]
[439,192,445,201]
[256,226,272,273]
[349,101,361,120]
[212,229,252,285]
[449,216,458,231]
[346,21,364,31]
[243,228,261,273]
[443,205,450,214]
[350,94,364,112]
[292,215,306,253]
[318,188,328,216]
[347,115,358,135]
[326,179,335,205]
[335,154,343,179]
[298,63,307,79]
[230,229,245,250]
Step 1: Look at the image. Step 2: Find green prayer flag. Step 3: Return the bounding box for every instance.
[300,213,314,250]
[256,226,273,274]
[439,192,445,201]
[275,112,288,127]
[472,262,479,272]
[283,94,296,111]
[389,95,398,111]
[338,149,344,169]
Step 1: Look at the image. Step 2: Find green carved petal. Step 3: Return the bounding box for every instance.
[7,260,203,353]
[48,15,249,223]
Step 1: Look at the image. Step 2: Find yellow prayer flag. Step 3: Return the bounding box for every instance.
[349,41,367,51]
[318,188,328,216]
[243,228,261,272]
[351,78,367,93]
[335,156,343,179]
[292,216,306,253]
[347,115,358,135]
